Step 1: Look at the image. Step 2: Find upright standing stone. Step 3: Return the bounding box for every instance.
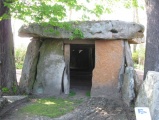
[63,44,70,94]
[19,39,41,94]
[33,40,65,95]
[125,41,134,67]
[136,71,159,120]
[122,67,135,106]
[134,70,143,95]
[91,40,124,99]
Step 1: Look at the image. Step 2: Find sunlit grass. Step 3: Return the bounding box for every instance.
[20,97,82,118]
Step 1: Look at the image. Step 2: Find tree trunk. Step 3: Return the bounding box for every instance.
[144,0,159,79]
[0,1,18,93]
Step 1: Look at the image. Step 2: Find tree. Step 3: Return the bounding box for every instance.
[0,0,143,94]
[0,0,18,94]
[144,0,159,78]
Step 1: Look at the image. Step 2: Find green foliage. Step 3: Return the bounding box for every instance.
[12,83,18,94]
[132,46,145,64]
[86,91,90,97]
[132,45,145,70]
[0,82,18,94]
[70,28,84,40]
[15,46,26,69]
[69,90,76,97]
[20,97,81,118]
[138,46,145,61]
[2,87,10,93]
[132,51,138,64]
[1,0,145,22]
[1,0,145,40]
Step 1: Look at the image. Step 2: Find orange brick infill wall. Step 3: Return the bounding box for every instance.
[91,40,124,99]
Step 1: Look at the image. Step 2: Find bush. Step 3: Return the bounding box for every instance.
[132,46,145,70]
[132,52,138,64]
[15,46,27,69]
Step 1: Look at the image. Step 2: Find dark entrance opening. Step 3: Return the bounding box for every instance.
[70,44,95,90]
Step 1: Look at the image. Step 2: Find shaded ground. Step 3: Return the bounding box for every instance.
[1,89,135,120]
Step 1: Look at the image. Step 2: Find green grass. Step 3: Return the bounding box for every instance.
[69,90,76,97]
[20,97,81,118]
[86,91,91,97]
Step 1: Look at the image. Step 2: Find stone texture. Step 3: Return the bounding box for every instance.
[122,67,135,106]
[63,68,70,94]
[19,39,41,94]
[63,44,70,94]
[136,71,159,120]
[19,20,144,42]
[125,41,134,67]
[118,46,125,91]
[33,40,65,95]
[134,70,143,95]
[91,40,124,99]
[0,90,2,97]
[0,97,8,110]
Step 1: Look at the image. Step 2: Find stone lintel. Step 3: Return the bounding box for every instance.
[19,20,144,44]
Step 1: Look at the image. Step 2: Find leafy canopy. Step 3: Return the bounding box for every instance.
[1,0,144,39]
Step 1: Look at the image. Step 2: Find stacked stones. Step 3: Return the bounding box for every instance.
[18,20,144,103]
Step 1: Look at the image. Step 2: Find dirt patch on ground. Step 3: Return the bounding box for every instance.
[1,89,135,120]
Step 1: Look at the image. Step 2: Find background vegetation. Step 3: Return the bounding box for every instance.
[132,45,145,70]
[15,46,26,69]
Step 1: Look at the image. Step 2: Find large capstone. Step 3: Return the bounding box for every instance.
[91,40,124,99]
[19,39,41,94]
[33,40,65,95]
[135,71,159,120]
[19,21,144,43]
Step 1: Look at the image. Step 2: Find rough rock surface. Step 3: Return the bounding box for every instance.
[135,71,159,120]
[19,39,41,94]
[0,90,2,97]
[63,68,70,94]
[125,41,134,67]
[0,98,8,110]
[91,40,124,99]
[122,67,135,106]
[33,40,65,95]
[19,21,144,42]
[133,70,143,95]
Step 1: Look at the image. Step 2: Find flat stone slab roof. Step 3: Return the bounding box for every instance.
[19,20,144,44]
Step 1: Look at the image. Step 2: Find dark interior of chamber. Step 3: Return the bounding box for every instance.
[70,44,95,89]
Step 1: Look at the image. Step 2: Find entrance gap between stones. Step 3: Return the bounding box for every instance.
[70,44,95,92]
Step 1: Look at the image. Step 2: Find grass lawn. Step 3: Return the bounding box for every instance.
[20,97,82,118]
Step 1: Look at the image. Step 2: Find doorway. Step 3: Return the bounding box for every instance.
[70,44,95,90]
